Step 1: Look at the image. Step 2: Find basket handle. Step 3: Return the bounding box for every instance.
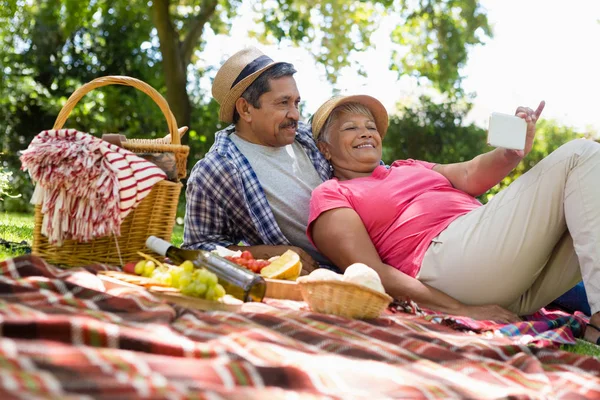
[52,76,181,145]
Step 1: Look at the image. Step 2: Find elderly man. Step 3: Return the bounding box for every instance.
[183,47,332,272]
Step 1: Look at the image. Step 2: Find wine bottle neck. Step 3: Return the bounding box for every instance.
[165,247,184,264]
[165,246,208,264]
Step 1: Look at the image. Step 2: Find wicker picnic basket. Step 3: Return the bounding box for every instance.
[32,76,187,267]
[298,280,393,319]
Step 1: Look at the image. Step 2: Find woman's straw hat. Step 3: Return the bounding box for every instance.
[212,47,284,123]
[311,95,389,141]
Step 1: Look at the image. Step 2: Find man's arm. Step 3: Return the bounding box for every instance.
[433,101,545,197]
[311,207,520,322]
[183,178,237,250]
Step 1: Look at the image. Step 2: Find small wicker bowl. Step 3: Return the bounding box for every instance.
[298,280,393,319]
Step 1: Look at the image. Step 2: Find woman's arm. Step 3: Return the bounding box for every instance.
[433,101,545,197]
[311,207,520,322]
[433,148,522,197]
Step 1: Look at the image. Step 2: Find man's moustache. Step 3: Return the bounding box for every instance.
[280,121,297,129]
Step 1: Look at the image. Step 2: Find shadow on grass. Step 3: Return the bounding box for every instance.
[0,212,34,242]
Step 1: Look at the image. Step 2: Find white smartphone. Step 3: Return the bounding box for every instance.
[487,112,527,151]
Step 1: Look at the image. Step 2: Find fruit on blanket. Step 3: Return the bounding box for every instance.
[259,250,302,280]
[123,262,137,274]
[180,260,194,273]
[342,263,385,294]
[166,265,225,301]
[130,255,226,301]
[143,260,156,277]
[224,253,270,273]
[134,260,146,275]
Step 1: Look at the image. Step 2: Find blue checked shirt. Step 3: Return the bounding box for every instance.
[183,121,332,251]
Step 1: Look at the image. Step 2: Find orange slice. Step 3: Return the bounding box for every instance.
[260,250,302,280]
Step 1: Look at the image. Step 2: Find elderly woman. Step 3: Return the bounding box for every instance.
[307,95,600,344]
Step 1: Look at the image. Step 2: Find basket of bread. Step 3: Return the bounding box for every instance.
[297,263,392,319]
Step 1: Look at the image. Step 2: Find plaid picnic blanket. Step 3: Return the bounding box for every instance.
[1,255,599,399]
[387,299,589,348]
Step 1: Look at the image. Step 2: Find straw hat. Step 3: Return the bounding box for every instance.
[311,95,389,141]
[212,47,285,123]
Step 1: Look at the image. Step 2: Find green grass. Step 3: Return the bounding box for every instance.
[0,212,34,260]
[172,224,183,247]
[561,339,600,357]
[1,212,599,358]
[0,212,184,261]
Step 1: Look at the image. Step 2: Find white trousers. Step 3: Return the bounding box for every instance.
[418,139,600,316]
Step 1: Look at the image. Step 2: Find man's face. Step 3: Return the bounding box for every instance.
[247,76,301,147]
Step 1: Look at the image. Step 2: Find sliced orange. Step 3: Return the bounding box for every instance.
[260,250,302,280]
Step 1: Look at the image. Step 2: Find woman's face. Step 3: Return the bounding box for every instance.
[319,112,382,175]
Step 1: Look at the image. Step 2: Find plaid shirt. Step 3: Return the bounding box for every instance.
[183,121,331,250]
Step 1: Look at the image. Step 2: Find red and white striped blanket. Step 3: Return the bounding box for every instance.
[20,129,166,245]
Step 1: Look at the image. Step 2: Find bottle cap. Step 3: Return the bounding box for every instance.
[146,236,171,256]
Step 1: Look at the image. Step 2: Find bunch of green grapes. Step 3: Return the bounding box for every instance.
[133,260,226,301]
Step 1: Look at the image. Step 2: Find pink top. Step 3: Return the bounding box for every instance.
[307,160,482,277]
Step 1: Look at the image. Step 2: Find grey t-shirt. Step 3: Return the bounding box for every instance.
[230,133,330,265]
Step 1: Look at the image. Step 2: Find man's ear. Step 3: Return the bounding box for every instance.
[235,98,252,122]
[317,141,331,160]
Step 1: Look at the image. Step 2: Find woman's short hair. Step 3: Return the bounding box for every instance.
[318,103,375,143]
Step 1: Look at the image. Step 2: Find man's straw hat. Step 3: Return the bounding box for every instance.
[212,47,284,123]
[311,95,389,141]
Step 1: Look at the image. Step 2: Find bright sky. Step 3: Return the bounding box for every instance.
[198,0,600,133]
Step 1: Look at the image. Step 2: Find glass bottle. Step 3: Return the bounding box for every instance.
[146,236,266,302]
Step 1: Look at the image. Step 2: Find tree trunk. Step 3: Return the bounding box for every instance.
[151,0,191,137]
[151,0,219,144]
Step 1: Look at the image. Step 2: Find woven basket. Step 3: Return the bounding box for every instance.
[53,76,190,180]
[32,76,184,267]
[298,280,393,319]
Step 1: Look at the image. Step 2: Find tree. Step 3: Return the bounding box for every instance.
[1,0,491,212]
[2,0,491,129]
[383,95,487,165]
[153,0,491,126]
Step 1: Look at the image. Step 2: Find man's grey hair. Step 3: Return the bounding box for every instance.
[232,63,297,124]
[318,102,375,143]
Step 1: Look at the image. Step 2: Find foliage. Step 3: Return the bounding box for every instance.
[255,0,490,96]
[0,167,21,201]
[0,0,492,211]
[383,95,487,165]
[1,0,491,142]
[390,0,491,96]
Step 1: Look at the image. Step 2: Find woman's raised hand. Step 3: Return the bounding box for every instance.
[510,100,546,158]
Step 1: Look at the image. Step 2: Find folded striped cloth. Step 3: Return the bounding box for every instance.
[20,129,166,245]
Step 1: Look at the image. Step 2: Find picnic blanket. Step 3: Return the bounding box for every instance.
[1,255,599,399]
[387,299,589,348]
